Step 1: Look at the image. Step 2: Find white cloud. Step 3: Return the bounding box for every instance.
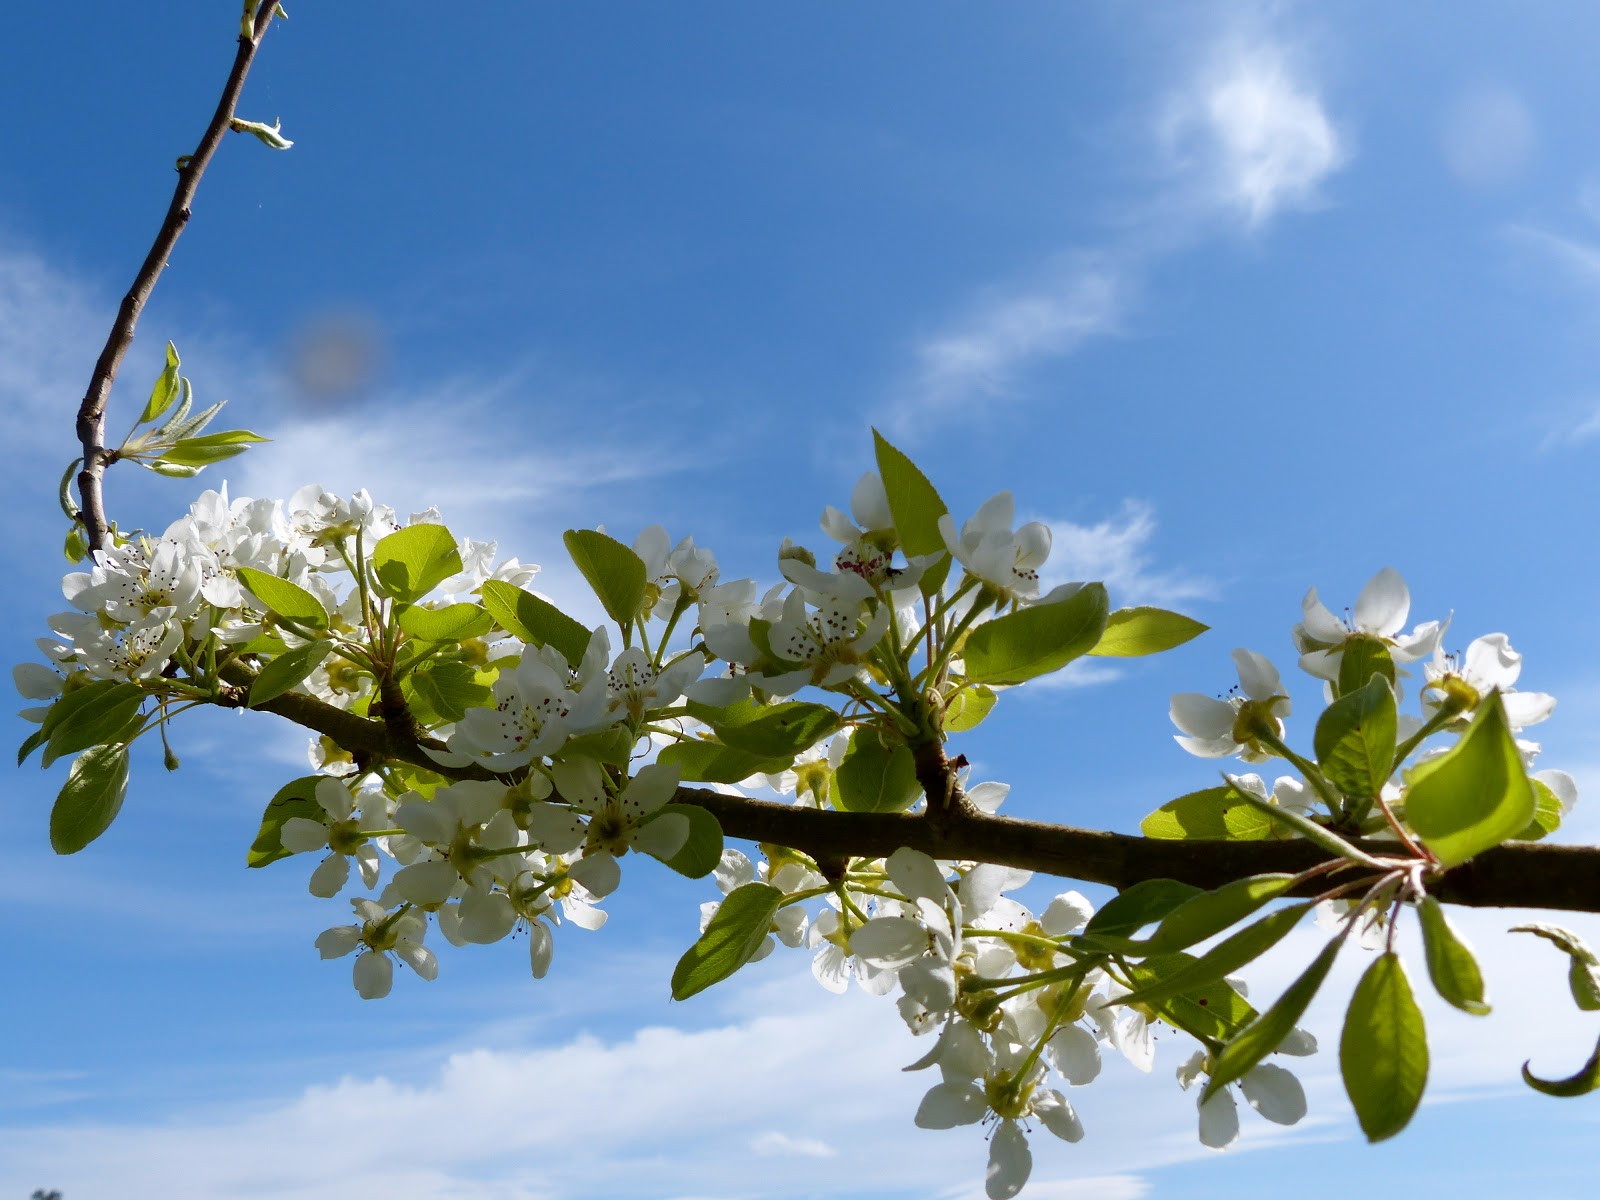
[888,22,1346,431]
[896,257,1130,432]
[1037,500,1214,609]
[749,1130,837,1159]
[0,240,111,451]
[1442,86,1536,189]
[1161,41,1347,227]
[1508,223,1600,288]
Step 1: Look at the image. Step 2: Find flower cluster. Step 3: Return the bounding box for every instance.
[25,436,1576,1196]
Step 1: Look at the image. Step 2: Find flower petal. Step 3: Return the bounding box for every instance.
[1353,567,1409,636]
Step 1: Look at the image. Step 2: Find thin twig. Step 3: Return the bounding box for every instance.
[73,3,285,552]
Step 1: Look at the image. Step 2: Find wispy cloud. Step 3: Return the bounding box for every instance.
[1508,223,1600,288]
[1037,500,1215,609]
[897,256,1130,433]
[885,18,1347,433]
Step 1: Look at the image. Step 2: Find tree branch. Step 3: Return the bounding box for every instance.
[244,685,1600,914]
[74,3,284,552]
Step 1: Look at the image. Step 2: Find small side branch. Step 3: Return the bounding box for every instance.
[74,3,285,551]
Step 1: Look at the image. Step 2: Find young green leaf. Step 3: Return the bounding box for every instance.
[1089,607,1208,658]
[1403,693,1535,867]
[942,684,997,733]
[37,680,144,769]
[236,566,329,629]
[371,523,463,603]
[1515,777,1566,842]
[397,602,494,642]
[479,580,593,666]
[1418,896,1490,1015]
[871,428,951,595]
[645,803,724,879]
[248,639,334,708]
[1510,924,1600,1011]
[1341,952,1429,1141]
[140,341,182,424]
[1082,879,1203,941]
[1522,1035,1600,1097]
[699,699,841,759]
[17,726,48,767]
[408,662,492,724]
[1336,635,1396,697]
[49,743,131,854]
[1140,785,1279,841]
[1122,952,1258,1043]
[671,881,784,1000]
[659,739,792,784]
[247,776,324,867]
[963,583,1110,686]
[1202,934,1345,1103]
[1112,904,1312,1009]
[564,529,647,627]
[1134,874,1297,955]
[830,728,921,814]
[563,724,637,767]
[160,430,269,467]
[1313,675,1397,800]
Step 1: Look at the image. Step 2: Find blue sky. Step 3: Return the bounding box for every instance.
[6,2,1600,1196]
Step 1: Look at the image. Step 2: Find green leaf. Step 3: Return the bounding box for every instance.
[1202,934,1345,1103]
[830,728,920,814]
[1523,1035,1600,1097]
[963,582,1110,686]
[49,744,131,854]
[671,881,784,1000]
[37,680,144,769]
[1510,924,1600,1011]
[659,739,792,784]
[160,430,268,467]
[1404,693,1536,867]
[140,341,181,423]
[694,699,842,759]
[872,429,947,554]
[1113,905,1313,1010]
[1140,785,1279,841]
[1082,879,1202,941]
[409,662,492,724]
[1515,778,1565,842]
[1337,634,1395,697]
[1089,607,1208,657]
[1341,952,1429,1142]
[564,725,637,767]
[564,528,647,627]
[17,726,48,766]
[1123,953,1258,1043]
[1135,874,1297,955]
[247,776,324,867]
[398,602,494,642]
[872,428,951,595]
[942,685,997,733]
[1418,896,1490,1015]
[249,640,334,707]
[145,459,201,478]
[372,523,463,604]
[647,803,724,878]
[236,567,329,629]
[479,580,593,667]
[1313,675,1397,800]
[64,523,88,562]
